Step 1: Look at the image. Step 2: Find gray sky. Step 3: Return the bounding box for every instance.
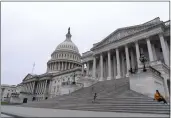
[1,2,169,85]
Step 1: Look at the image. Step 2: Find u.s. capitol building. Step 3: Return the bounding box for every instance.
[11,17,170,103]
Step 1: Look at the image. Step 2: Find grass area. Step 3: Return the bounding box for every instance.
[1,101,9,105]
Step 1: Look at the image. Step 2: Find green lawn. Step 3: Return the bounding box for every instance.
[1,101,9,105]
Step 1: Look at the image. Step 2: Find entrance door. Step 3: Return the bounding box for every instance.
[23,98,28,103]
[32,97,35,101]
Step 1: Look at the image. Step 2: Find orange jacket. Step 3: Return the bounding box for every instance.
[154,93,162,100]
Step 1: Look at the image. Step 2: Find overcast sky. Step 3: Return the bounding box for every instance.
[1,2,169,85]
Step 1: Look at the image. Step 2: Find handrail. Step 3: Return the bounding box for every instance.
[149,66,161,77]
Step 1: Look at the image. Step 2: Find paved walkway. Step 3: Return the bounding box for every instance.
[1,114,13,117]
[1,105,170,117]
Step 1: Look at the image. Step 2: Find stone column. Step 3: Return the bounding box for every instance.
[151,44,157,61]
[30,82,33,93]
[29,82,32,93]
[64,62,66,70]
[32,81,35,94]
[86,62,89,76]
[66,62,68,70]
[165,40,170,65]
[82,63,84,75]
[41,82,44,94]
[39,82,41,94]
[55,62,57,70]
[135,41,141,68]
[59,62,61,71]
[130,48,135,69]
[159,33,169,66]
[62,62,64,70]
[107,51,112,80]
[63,62,65,70]
[93,56,96,79]
[116,48,121,79]
[113,55,117,79]
[28,83,31,93]
[99,53,103,81]
[165,39,170,52]
[70,63,72,68]
[125,45,130,77]
[38,83,41,94]
[146,37,154,62]
[44,80,47,99]
[43,81,45,94]
[35,83,38,94]
[48,80,52,97]
[28,83,30,93]
[121,52,125,77]
[40,81,43,94]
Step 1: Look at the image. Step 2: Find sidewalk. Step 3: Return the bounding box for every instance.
[1,105,170,117]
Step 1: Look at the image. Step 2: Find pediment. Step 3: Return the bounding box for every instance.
[23,74,33,81]
[92,17,161,50]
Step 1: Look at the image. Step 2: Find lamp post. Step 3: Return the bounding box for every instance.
[139,53,147,72]
[73,72,76,85]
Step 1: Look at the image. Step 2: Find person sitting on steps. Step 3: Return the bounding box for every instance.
[154,90,167,104]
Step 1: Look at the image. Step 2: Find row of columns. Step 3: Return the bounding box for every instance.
[90,33,169,81]
[48,62,80,71]
[35,80,47,95]
[23,80,48,95]
[23,81,35,93]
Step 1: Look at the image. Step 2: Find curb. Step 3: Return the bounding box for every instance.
[1,112,25,118]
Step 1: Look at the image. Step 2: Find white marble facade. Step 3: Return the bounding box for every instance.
[81,17,170,99]
[15,17,170,103]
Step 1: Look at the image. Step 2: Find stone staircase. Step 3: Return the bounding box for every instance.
[22,78,170,114]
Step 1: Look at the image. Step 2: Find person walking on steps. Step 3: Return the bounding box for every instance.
[92,93,97,103]
[154,90,167,104]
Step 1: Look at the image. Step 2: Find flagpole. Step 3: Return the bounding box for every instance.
[32,62,35,74]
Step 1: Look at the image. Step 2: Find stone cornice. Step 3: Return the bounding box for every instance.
[81,56,93,63]
[81,51,93,58]
[52,67,81,77]
[51,49,81,57]
[47,59,82,65]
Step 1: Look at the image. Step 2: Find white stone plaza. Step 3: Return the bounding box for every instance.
[1,106,169,117]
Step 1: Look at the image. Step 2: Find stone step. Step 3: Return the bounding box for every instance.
[55,103,169,107]
[61,107,169,114]
[55,105,170,111]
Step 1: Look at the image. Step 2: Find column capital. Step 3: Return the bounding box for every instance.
[145,36,150,40]
[158,32,164,37]
[125,44,128,48]
[134,40,139,44]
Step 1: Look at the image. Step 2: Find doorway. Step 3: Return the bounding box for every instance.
[23,98,28,103]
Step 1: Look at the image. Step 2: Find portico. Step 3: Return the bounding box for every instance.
[82,20,170,81]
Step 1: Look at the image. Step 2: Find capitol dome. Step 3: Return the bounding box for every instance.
[47,28,81,73]
[55,39,79,53]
